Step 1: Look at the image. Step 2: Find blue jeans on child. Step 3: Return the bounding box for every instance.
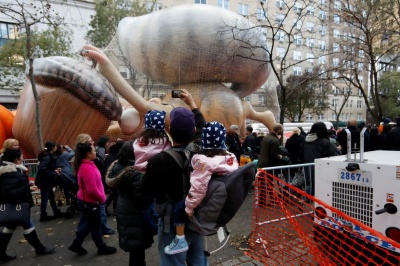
[173,200,187,225]
[158,217,208,266]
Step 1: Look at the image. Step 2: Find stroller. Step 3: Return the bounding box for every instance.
[58,174,79,219]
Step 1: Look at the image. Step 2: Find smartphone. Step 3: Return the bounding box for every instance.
[171,90,183,98]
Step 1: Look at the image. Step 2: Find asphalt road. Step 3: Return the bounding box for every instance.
[3,194,260,266]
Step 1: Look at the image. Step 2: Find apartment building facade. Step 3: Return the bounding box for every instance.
[0,0,379,124]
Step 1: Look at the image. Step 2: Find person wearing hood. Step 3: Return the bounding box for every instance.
[0,148,55,262]
[385,117,400,150]
[336,119,370,154]
[284,128,305,165]
[299,122,336,196]
[105,141,153,266]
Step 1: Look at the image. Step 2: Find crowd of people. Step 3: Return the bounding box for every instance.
[1,94,400,265]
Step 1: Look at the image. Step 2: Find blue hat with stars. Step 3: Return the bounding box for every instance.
[145,110,166,134]
[201,121,227,150]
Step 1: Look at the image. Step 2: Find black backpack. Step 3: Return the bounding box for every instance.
[164,149,255,236]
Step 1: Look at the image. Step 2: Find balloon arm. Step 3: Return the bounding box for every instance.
[82,45,153,115]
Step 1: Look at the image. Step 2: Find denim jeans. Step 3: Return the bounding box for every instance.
[172,200,187,225]
[77,203,112,234]
[158,217,208,266]
[40,188,58,216]
[75,200,104,248]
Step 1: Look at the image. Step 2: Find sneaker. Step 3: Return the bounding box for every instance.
[68,245,87,256]
[40,215,55,222]
[102,229,115,236]
[164,237,189,255]
[97,245,117,255]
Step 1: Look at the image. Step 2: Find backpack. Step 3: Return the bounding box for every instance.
[164,149,255,236]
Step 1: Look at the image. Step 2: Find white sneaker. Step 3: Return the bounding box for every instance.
[164,237,189,255]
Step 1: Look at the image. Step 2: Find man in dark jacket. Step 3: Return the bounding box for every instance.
[300,122,336,196]
[258,124,284,168]
[285,128,305,165]
[385,117,400,150]
[257,123,284,205]
[242,126,258,159]
[337,119,370,154]
[142,90,207,266]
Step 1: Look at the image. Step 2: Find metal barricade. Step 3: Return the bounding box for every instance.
[261,163,315,198]
[23,159,40,205]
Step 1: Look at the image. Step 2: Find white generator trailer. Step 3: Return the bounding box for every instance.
[314,128,400,261]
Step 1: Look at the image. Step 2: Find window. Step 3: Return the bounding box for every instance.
[276,14,285,25]
[0,22,17,47]
[318,114,324,121]
[319,25,326,36]
[349,99,353,107]
[306,113,313,121]
[332,99,339,107]
[293,19,302,30]
[333,14,341,24]
[306,38,314,48]
[358,89,363,96]
[293,66,302,76]
[217,0,229,9]
[318,55,326,64]
[257,8,265,20]
[307,22,315,32]
[358,63,364,71]
[238,3,249,15]
[332,71,339,79]
[359,50,364,57]
[318,40,326,50]
[332,86,339,94]
[119,65,130,79]
[333,57,339,66]
[320,0,327,5]
[359,76,363,83]
[306,7,315,15]
[195,0,206,3]
[276,47,286,58]
[294,35,302,45]
[306,67,313,73]
[307,53,314,63]
[293,50,302,60]
[275,30,285,42]
[294,2,302,13]
[276,0,285,8]
[332,113,337,120]
[319,11,327,20]
[357,100,362,108]
[332,43,340,52]
[334,0,341,9]
[258,95,266,106]
[146,1,162,11]
[357,113,362,120]
[333,29,340,39]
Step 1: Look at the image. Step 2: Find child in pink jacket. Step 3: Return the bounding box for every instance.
[133,110,172,173]
[164,121,239,255]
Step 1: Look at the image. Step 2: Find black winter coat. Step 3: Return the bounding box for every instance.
[0,162,34,207]
[36,153,58,190]
[285,133,305,164]
[105,160,153,252]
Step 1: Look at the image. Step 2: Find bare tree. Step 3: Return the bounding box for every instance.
[328,0,400,124]
[0,0,64,149]
[284,67,330,121]
[256,0,332,124]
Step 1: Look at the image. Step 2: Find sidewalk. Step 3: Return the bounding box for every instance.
[4,195,262,265]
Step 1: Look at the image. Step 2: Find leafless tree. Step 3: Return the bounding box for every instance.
[0,0,64,149]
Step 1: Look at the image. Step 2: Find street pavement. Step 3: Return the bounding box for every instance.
[3,194,264,266]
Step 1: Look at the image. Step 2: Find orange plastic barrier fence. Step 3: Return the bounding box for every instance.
[246,169,400,265]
